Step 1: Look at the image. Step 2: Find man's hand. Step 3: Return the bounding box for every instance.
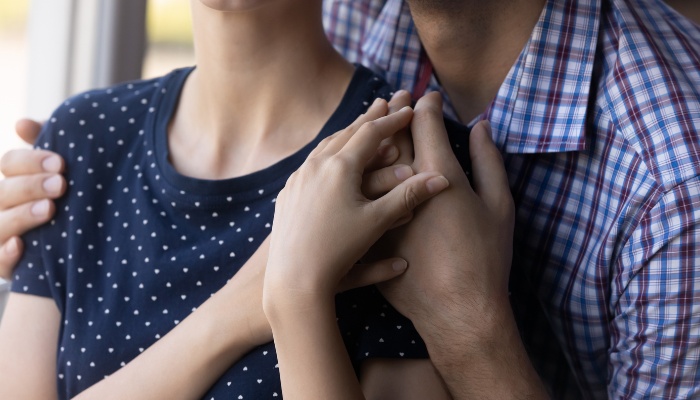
[373,93,548,399]
[265,98,448,303]
[0,119,66,280]
[376,92,514,340]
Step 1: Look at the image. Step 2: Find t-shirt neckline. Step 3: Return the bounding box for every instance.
[149,65,374,202]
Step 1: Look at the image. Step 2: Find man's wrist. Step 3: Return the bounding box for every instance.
[422,296,514,365]
[420,301,549,399]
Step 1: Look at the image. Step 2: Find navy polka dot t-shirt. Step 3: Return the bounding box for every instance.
[12,65,471,399]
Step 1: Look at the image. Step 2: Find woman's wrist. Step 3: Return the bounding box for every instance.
[262,272,335,329]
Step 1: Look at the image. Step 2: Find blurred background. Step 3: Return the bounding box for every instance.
[0,0,194,165]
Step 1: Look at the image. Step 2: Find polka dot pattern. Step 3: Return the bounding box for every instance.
[11,66,447,399]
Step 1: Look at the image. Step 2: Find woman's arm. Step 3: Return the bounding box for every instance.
[268,293,365,399]
[264,99,451,399]
[0,293,61,400]
[1,236,407,400]
[0,249,269,400]
[0,105,415,400]
[73,238,273,400]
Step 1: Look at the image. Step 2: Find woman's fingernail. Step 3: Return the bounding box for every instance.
[394,165,413,181]
[372,98,382,107]
[42,155,62,172]
[31,199,51,217]
[4,237,19,257]
[43,175,63,194]
[426,176,449,194]
[392,259,408,271]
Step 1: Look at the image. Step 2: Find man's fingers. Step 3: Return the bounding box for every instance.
[362,164,414,199]
[469,121,514,217]
[364,91,414,171]
[372,172,449,226]
[337,258,408,293]
[411,93,453,167]
[341,106,413,165]
[0,237,23,280]
[388,90,411,113]
[0,200,56,244]
[365,143,400,172]
[15,119,43,146]
[1,149,64,176]
[0,174,66,209]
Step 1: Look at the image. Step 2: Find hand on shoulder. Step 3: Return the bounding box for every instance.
[0,119,66,279]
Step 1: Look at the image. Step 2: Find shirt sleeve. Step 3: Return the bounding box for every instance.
[609,175,700,399]
[11,229,52,298]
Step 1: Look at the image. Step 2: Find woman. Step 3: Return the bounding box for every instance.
[0,1,457,398]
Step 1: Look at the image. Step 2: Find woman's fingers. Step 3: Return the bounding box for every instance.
[340,106,413,166]
[337,258,408,293]
[318,98,389,156]
[315,93,412,169]
[372,172,449,227]
[362,164,414,199]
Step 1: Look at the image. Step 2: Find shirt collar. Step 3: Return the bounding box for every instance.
[487,0,602,154]
[361,0,425,93]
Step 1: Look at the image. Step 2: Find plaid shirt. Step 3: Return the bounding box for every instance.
[324,0,700,398]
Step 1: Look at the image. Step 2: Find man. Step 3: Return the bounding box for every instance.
[1,0,699,398]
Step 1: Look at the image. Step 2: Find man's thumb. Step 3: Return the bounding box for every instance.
[411,93,453,166]
[15,119,44,146]
[469,121,513,214]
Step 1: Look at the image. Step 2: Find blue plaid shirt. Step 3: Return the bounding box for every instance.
[324,0,700,398]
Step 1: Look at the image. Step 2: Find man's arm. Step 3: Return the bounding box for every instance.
[376,93,548,399]
[0,120,66,279]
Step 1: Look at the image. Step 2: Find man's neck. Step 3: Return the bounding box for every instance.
[408,0,546,123]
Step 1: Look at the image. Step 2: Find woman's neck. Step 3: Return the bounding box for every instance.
[169,1,354,179]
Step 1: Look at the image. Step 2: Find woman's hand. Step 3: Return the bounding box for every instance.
[263,98,449,400]
[264,98,449,307]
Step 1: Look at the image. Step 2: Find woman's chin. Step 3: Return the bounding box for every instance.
[197,0,274,12]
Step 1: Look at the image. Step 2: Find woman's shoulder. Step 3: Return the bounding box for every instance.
[47,74,164,125]
[36,68,191,150]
